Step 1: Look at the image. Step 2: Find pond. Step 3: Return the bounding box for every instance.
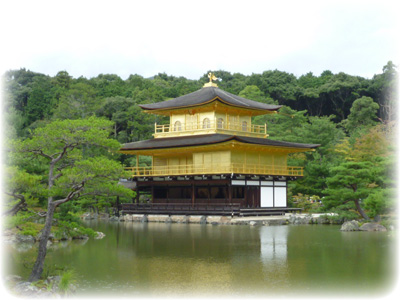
[5,221,396,297]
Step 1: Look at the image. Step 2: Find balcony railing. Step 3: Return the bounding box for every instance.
[154,120,267,138]
[125,163,303,177]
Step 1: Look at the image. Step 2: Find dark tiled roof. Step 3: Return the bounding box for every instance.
[139,86,281,111]
[121,134,320,151]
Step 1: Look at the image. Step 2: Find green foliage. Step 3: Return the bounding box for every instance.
[290,152,335,197]
[238,85,276,104]
[4,211,36,230]
[9,116,133,234]
[58,269,77,294]
[318,72,368,121]
[351,125,391,162]
[292,194,322,212]
[326,210,360,223]
[252,70,300,104]
[53,221,96,239]
[55,201,82,223]
[363,188,395,218]
[3,106,26,139]
[18,222,44,236]
[53,71,72,89]
[323,161,380,219]
[255,106,308,142]
[344,96,379,134]
[14,116,121,160]
[4,166,43,198]
[25,76,57,125]
[52,83,101,119]
[4,64,396,138]
[368,61,398,123]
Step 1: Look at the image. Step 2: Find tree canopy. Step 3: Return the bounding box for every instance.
[8,116,133,281]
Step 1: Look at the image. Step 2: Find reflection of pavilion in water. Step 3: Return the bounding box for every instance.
[114,222,290,293]
[260,226,288,262]
[259,226,289,283]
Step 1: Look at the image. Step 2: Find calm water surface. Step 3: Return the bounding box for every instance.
[6,221,396,297]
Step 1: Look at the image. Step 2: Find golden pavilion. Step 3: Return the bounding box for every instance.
[120,74,319,216]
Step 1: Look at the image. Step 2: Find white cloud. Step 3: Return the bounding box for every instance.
[0,0,398,79]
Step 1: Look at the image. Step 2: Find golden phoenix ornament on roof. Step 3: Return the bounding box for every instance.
[203,72,218,87]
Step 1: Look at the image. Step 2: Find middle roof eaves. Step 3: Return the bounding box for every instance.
[121,134,320,151]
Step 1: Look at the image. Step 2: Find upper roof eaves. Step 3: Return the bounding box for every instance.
[138,86,281,111]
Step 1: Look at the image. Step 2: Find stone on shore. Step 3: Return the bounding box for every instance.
[109,216,119,222]
[15,234,36,243]
[289,215,312,225]
[340,220,360,231]
[219,216,232,224]
[8,275,70,297]
[170,215,189,223]
[359,222,387,232]
[188,215,206,224]
[94,232,106,239]
[124,214,147,222]
[147,215,172,223]
[206,216,222,224]
[81,212,97,220]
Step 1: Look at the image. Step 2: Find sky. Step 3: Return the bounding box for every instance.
[0,0,398,80]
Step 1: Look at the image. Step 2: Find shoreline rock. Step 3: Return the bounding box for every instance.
[94,231,106,239]
[80,212,393,231]
[359,222,387,232]
[340,220,360,231]
[118,213,349,227]
[5,274,74,297]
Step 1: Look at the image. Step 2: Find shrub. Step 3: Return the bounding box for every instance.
[58,269,77,294]
[364,188,395,218]
[4,211,36,230]
[19,222,44,236]
[53,220,96,239]
[327,210,360,223]
[292,194,322,212]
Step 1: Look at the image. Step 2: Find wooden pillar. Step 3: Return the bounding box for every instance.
[135,189,140,204]
[272,179,275,208]
[116,196,120,217]
[228,183,232,205]
[191,182,195,208]
[285,180,288,207]
[207,183,211,205]
[244,182,248,208]
[136,155,139,175]
[166,184,169,204]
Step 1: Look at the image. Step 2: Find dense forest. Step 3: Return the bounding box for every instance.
[2,62,397,229]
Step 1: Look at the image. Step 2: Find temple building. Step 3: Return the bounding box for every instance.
[120,74,319,216]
